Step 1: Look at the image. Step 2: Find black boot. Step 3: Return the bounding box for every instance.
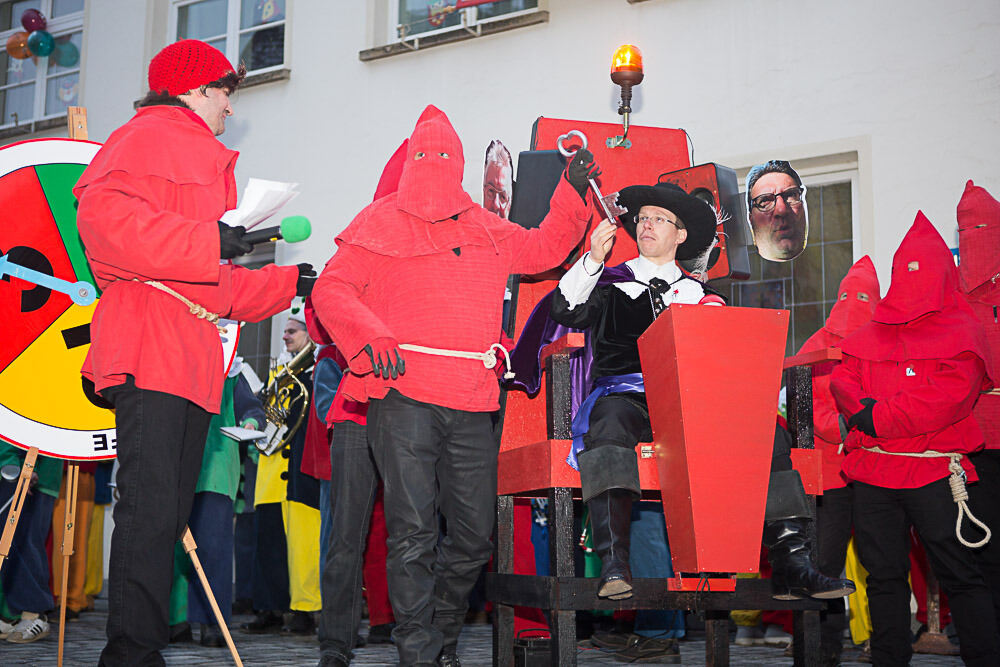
[764,518,856,600]
[587,489,634,600]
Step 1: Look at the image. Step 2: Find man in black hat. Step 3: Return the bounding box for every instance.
[550,183,854,607]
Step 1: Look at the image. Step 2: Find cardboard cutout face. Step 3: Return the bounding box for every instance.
[483,139,513,219]
[747,168,808,262]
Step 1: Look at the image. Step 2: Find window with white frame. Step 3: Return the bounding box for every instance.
[0,0,83,129]
[394,0,538,42]
[170,0,285,76]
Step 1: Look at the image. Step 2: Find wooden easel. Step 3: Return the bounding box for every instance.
[0,447,38,573]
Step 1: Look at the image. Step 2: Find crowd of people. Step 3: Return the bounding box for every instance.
[1,37,998,667]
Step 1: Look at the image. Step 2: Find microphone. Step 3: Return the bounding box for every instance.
[243,216,311,246]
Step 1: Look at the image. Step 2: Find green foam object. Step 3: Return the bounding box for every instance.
[280,215,311,243]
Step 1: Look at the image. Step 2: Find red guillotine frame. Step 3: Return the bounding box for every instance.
[489,117,827,667]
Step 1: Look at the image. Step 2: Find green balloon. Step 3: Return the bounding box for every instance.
[27,30,54,57]
[52,40,79,67]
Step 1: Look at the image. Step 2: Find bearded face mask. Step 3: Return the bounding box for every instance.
[395,105,474,223]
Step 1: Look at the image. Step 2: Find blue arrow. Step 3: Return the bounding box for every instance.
[0,253,96,307]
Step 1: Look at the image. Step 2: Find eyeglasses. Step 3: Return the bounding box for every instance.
[636,214,683,229]
[750,186,806,212]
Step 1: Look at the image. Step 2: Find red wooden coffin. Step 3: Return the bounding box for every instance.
[638,305,789,573]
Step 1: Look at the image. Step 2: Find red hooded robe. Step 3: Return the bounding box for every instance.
[958,180,1000,451]
[796,255,880,490]
[831,212,993,488]
[312,106,593,412]
[74,106,298,413]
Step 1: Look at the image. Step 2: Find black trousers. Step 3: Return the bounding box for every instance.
[319,421,379,662]
[815,485,853,645]
[251,502,290,612]
[853,480,1000,666]
[368,390,498,666]
[98,379,211,667]
[968,449,1000,635]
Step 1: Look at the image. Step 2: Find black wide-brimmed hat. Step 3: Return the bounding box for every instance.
[617,182,718,261]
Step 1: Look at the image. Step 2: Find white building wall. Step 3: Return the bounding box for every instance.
[67,0,1000,356]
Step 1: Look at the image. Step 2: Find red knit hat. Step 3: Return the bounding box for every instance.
[148,39,235,96]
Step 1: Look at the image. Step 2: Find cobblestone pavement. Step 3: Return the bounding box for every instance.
[2,599,965,666]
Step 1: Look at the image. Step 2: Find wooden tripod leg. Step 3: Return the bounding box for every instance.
[181,527,243,667]
[57,463,80,667]
[0,447,39,574]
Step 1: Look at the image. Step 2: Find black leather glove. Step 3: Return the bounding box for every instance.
[296,263,316,297]
[565,148,600,201]
[364,338,405,380]
[847,397,877,437]
[219,222,252,259]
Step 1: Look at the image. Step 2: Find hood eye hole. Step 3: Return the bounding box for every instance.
[907,261,920,272]
[857,292,870,302]
[414,152,425,160]
[438,152,450,158]
[840,293,848,300]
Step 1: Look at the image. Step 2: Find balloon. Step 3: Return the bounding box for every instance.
[20,8,47,33]
[52,40,79,68]
[5,31,31,60]
[26,30,54,57]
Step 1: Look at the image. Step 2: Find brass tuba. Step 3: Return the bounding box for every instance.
[256,340,316,456]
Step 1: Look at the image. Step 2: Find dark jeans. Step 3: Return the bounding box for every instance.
[0,486,55,615]
[969,449,1000,635]
[98,379,212,667]
[251,502,289,612]
[233,512,255,603]
[815,485,853,646]
[186,491,233,626]
[369,390,497,666]
[854,480,1000,666]
[319,421,379,662]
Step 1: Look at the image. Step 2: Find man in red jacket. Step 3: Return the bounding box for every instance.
[312,105,596,666]
[957,180,1000,634]
[74,40,313,666]
[832,212,998,666]
[795,255,879,663]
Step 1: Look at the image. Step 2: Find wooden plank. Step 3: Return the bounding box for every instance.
[783,347,841,369]
[539,332,585,366]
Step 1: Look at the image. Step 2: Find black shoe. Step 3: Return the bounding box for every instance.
[169,621,194,643]
[318,654,349,667]
[367,622,394,644]
[200,624,226,647]
[590,629,632,650]
[614,635,681,663]
[282,610,316,635]
[588,489,634,600]
[242,610,283,633]
[438,652,461,667]
[232,598,253,616]
[354,633,367,648]
[764,519,856,600]
[64,608,81,622]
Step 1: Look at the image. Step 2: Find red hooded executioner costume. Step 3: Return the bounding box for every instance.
[958,180,1000,451]
[796,255,880,490]
[312,106,592,412]
[831,212,993,488]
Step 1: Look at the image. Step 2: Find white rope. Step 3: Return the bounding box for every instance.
[140,280,225,332]
[399,342,515,380]
[863,446,991,548]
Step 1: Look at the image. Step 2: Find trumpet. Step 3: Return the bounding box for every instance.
[256,340,316,456]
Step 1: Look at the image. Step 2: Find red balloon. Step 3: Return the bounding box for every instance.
[5,31,31,60]
[21,8,47,33]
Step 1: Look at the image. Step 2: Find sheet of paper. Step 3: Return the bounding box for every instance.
[220,426,266,442]
[220,177,300,230]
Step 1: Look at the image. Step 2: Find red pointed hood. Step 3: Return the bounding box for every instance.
[374,139,408,201]
[395,105,474,222]
[824,255,880,338]
[957,180,1000,295]
[840,211,990,367]
[873,212,960,325]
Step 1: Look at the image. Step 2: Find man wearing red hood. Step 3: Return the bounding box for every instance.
[832,213,999,666]
[795,255,879,663]
[957,180,1000,634]
[74,40,313,666]
[312,106,596,666]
